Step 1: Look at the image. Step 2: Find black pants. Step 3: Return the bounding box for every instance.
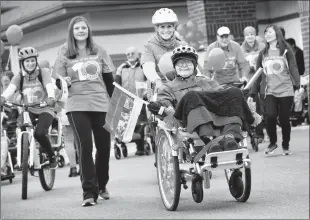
[254,96,265,139]
[29,112,55,160]
[261,95,294,149]
[67,111,111,200]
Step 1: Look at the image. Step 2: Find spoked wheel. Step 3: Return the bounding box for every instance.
[251,137,259,152]
[38,148,55,191]
[144,141,151,155]
[121,143,128,158]
[191,174,204,203]
[114,145,121,160]
[224,155,251,202]
[21,133,29,200]
[156,130,181,211]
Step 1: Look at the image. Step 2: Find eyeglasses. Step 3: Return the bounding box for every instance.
[176,60,194,68]
[126,52,136,57]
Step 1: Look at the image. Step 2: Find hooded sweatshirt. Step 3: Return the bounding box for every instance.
[241,39,265,78]
[140,34,187,81]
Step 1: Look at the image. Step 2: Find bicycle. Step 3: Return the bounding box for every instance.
[3,101,56,200]
[1,111,15,183]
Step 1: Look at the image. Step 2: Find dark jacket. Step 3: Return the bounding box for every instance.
[249,46,300,98]
[295,46,305,75]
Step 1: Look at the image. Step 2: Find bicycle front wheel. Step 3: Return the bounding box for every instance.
[21,133,29,200]
[38,148,55,191]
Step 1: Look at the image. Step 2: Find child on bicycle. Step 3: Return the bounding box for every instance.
[0,47,58,169]
[147,45,261,154]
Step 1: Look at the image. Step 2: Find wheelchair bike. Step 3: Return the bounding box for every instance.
[153,118,251,211]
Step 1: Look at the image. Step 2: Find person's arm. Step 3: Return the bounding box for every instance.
[236,45,250,80]
[1,74,20,101]
[296,49,305,75]
[52,46,68,78]
[41,68,55,99]
[141,44,161,83]
[285,47,300,88]
[100,47,116,98]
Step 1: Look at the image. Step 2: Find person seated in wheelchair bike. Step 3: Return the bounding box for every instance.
[147,45,261,156]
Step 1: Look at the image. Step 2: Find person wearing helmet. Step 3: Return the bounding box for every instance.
[141,8,187,91]
[204,26,250,86]
[0,47,58,169]
[147,45,260,154]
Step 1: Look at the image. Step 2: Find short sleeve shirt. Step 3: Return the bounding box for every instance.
[53,44,115,113]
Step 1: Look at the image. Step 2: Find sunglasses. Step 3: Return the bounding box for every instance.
[126,52,136,57]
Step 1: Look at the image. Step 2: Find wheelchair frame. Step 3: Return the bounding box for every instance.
[154,120,252,211]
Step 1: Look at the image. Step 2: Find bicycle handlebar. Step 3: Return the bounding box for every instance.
[3,101,47,109]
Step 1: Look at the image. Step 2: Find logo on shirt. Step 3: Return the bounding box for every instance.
[223,56,236,70]
[23,86,45,103]
[72,60,101,81]
[264,59,285,75]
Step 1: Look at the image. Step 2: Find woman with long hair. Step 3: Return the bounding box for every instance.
[249,24,300,155]
[53,16,115,207]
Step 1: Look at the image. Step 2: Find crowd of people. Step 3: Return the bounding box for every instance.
[0,7,307,207]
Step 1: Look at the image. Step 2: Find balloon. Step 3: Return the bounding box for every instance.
[6,25,23,45]
[0,40,4,56]
[196,30,204,41]
[186,20,198,32]
[207,48,226,71]
[39,60,50,69]
[185,31,197,42]
[176,24,188,37]
[190,41,200,50]
[158,51,175,77]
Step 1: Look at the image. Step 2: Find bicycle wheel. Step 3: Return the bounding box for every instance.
[21,133,29,200]
[156,130,181,211]
[38,148,55,191]
[225,156,251,202]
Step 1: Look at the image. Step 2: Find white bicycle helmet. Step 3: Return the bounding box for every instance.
[18,47,39,60]
[152,8,178,25]
[171,45,198,67]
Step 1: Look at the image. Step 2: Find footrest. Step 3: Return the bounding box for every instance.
[200,148,250,171]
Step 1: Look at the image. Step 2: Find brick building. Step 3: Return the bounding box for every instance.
[187,0,309,75]
[1,0,309,75]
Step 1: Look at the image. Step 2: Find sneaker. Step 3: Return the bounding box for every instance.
[82,198,96,207]
[207,143,222,154]
[220,134,239,151]
[99,188,110,200]
[49,157,58,169]
[265,143,278,154]
[135,150,145,156]
[68,166,78,177]
[282,150,292,156]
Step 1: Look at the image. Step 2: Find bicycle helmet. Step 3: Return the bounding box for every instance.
[171,45,198,68]
[152,8,178,25]
[18,47,39,61]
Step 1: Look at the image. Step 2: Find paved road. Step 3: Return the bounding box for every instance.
[1,126,309,219]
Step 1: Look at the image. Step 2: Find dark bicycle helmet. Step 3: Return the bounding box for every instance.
[171,45,198,68]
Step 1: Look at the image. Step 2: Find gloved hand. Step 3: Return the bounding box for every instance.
[0,96,6,107]
[47,97,56,107]
[147,101,163,115]
[251,112,262,127]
